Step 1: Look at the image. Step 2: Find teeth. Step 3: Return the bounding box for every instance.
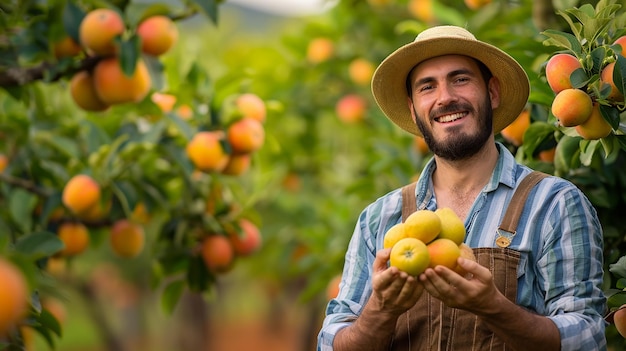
[438,112,465,123]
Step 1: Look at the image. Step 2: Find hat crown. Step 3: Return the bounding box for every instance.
[415,26,476,43]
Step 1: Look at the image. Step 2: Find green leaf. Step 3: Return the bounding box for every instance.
[62,1,85,43]
[192,0,219,24]
[609,255,626,278]
[14,232,64,260]
[599,104,620,130]
[569,67,590,88]
[541,29,582,55]
[33,132,80,159]
[9,188,37,232]
[613,55,626,96]
[161,279,186,315]
[607,291,626,310]
[39,307,63,337]
[118,35,142,77]
[554,135,581,176]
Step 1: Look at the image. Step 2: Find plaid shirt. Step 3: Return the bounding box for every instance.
[318,142,606,351]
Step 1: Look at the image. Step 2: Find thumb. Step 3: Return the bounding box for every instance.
[457,257,488,280]
[374,248,392,272]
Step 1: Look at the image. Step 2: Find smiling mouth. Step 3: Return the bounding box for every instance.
[435,112,467,123]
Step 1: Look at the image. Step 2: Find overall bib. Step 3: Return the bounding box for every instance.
[389,172,546,351]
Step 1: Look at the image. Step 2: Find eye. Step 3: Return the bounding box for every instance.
[418,84,433,92]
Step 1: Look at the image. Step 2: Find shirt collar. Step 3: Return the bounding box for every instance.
[415,142,517,206]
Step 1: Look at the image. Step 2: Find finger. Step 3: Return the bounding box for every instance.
[374,248,392,273]
[456,257,489,281]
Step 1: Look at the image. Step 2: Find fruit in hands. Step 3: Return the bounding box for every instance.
[551,88,593,127]
[454,243,477,276]
[434,208,466,245]
[427,238,461,269]
[110,219,145,258]
[79,8,125,55]
[545,53,582,94]
[404,210,441,244]
[201,235,235,273]
[227,117,265,154]
[137,15,178,56]
[390,238,430,276]
[93,57,151,105]
[384,223,409,249]
[0,259,28,336]
[186,131,230,172]
[62,174,101,215]
[575,103,612,140]
[57,222,90,256]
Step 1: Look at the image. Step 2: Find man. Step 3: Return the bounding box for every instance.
[317,26,606,351]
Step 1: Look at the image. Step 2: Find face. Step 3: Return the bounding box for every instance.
[407,55,500,161]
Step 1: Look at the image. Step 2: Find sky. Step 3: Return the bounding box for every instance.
[227,0,338,16]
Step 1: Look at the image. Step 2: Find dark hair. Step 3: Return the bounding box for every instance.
[405,57,493,97]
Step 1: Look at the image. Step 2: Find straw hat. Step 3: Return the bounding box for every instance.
[371,25,529,137]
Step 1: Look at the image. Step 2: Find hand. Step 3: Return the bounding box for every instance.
[419,257,501,315]
[370,248,424,316]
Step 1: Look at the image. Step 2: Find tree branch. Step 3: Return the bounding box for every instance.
[0,172,53,197]
[0,55,102,87]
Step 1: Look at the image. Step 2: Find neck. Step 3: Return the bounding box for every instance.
[432,140,498,197]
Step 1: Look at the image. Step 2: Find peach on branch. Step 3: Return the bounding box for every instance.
[0,259,28,336]
[79,8,125,55]
[57,222,90,256]
[551,88,592,127]
[110,219,145,258]
[336,94,367,123]
[348,58,375,86]
[227,117,265,154]
[600,62,624,102]
[306,38,334,63]
[137,15,178,56]
[93,57,151,105]
[575,103,612,140]
[186,131,230,172]
[70,71,109,112]
[200,235,235,273]
[545,53,582,94]
[500,109,530,147]
[236,93,266,123]
[62,174,101,215]
[228,219,262,256]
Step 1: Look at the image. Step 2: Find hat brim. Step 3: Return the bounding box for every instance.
[371,35,530,137]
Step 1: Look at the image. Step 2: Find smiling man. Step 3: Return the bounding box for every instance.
[317,26,606,351]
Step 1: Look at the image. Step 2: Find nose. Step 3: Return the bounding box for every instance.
[436,83,458,106]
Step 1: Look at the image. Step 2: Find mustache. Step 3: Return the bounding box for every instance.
[430,103,474,119]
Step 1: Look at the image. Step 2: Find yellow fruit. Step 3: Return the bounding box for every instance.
[0,259,29,336]
[137,15,178,56]
[348,58,375,86]
[390,238,430,276]
[426,238,461,269]
[306,38,334,63]
[236,93,266,123]
[79,8,125,55]
[404,210,441,244]
[383,223,409,249]
[575,103,612,140]
[600,62,625,102]
[93,57,151,105]
[57,222,90,256]
[110,219,145,258]
[186,131,230,172]
[551,88,593,127]
[454,243,477,276]
[434,208,466,245]
[62,174,101,216]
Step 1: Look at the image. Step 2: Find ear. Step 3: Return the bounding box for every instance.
[407,97,417,123]
[488,77,501,110]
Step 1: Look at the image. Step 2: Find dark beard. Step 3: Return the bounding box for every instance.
[415,98,493,161]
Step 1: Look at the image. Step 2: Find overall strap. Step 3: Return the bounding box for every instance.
[401,182,418,223]
[498,171,549,234]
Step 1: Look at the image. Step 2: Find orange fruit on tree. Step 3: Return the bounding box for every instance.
[538,147,556,163]
[62,174,101,216]
[575,103,612,140]
[0,258,29,336]
[613,36,626,58]
[222,153,252,176]
[545,53,582,94]
[228,219,262,256]
[414,136,430,155]
[186,131,230,172]
[110,219,145,258]
[500,109,530,146]
[151,92,177,113]
[137,15,178,56]
[227,117,265,154]
[614,305,626,338]
[93,57,151,105]
[600,62,625,102]
[52,36,82,59]
[306,38,334,63]
[79,8,125,55]
[408,0,435,23]
[551,88,593,127]
[0,153,8,172]
[464,0,492,10]
[57,222,90,256]
[336,94,367,123]
[236,93,266,123]
[348,58,375,86]
[70,71,109,112]
[200,235,235,273]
